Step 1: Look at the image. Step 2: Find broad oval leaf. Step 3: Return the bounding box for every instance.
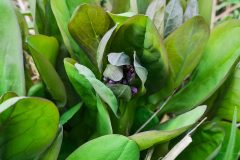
[0,97,59,159]
[74,63,119,117]
[164,16,210,87]
[68,4,114,65]
[110,15,169,94]
[161,20,240,114]
[0,0,25,96]
[66,134,139,160]
[27,35,67,107]
[164,0,183,37]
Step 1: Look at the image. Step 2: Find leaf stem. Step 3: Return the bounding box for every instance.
[135,89,177,134]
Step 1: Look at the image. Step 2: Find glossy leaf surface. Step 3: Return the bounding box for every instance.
[161,20,240,114]
[0,97,59,159]
[66,134,139,160]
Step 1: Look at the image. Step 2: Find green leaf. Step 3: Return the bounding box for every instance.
[95,95,113,136]
[164,16,209,87]
[198,0,213,25]
[174,122,225,160]
[0,0,25,96]
[157,105,207,131]
[27,35,67,107]
[66,134,139,160]
[161,20,240,114]
[108,0,130,14]
[216,64,240,122]
[75,63,119,117]
[130,105,207,150]
[0,92,17,104]
[129,127,188,151]
[221,108,238,160]
[164,0,183,37]
[108,52,131,66]
[146,0,166,37]
[27,35,59,65]
[0,97,59,159]
[215,121,240,160]
[133,53,148,93]
[64,58,97,110]
[60,102,83,125]
[66,0,98,15]
[183,0,199,22]
[27,82,46,98]
[97,24,118,72]
[51,0,94,70]
[137,0,152,14]
[39,127,63,160]
[108,12,136,25]
[103,64,123,81]
[68,4,114,65]
[110,15,169,94]
[108,84,132,101]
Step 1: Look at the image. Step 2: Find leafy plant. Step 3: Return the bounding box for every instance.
[0,0,239,159]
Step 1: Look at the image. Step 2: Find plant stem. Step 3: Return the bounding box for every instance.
[135,89,177,134]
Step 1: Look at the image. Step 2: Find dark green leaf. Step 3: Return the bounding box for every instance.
[60,102,83,125]
[110,15,169,94]
[66,0,98,15]
[108,12,136,25]
[108,0,130,14]
[108,52,131,66]
[75,63,119,117]
[0,97,59,159]
[215,121,240,160]
[27,82,46,98]
[164,0,183,37]
[184,0,199,22]
[103,64,123,81]
[64,58,97,110]
[66,134,139,160]
[0,0,25,96]
[164,16,209,87]
[161,20,240,114]
[108,84,132,101]
[174,122,225,160]
[216,64,240,122]
[51,0,95,71]
[0,92,17,104]
[68,4,114,65]
[27,35,67,107]
[137,0,152,14]
[130,105,207,150]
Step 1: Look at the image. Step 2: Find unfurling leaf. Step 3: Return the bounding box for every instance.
[164,0,183,37]
[108,52,131,66]
[103,64,123,81]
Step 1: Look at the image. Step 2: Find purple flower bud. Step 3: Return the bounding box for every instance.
[108,80,115,84]
[131,87,138,95]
